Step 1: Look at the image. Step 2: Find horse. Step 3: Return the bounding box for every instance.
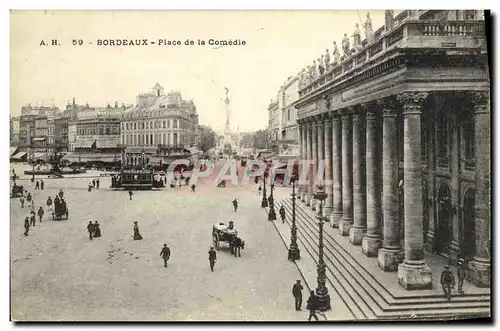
[230,236,245,257]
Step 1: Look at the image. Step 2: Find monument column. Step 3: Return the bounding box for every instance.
[306,120,314,206]
[324,114,334,218]
[397,92,432,290]
[349,106,367,245]
[310,119,319,210]
[339,108,353,236]
[468,91,491,287]
[378,98,404,271]
[362,103,383,256]
[330,113,343,228]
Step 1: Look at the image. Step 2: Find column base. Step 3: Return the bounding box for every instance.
[288,247,301,261]
[339,218,353,236]
[349,227,366,245]
[305,193,313,206]
[468,258,491,287]
[424,230,435,252]
[311,198,317,211]
[378,247,404,272]
[316,293,331,312]
[330,212,341,228]
[398,260,432,290]
[323,206,333,219]
[362,235,381,257]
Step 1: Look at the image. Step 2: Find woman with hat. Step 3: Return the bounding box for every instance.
[133,221,143,240]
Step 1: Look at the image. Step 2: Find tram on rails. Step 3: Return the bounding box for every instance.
[110,168,165,190]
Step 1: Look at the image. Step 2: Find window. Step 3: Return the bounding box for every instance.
[287,109,290,121]
[106,127,110,135]
[150,134,153,145]
[146,122,149,129]
[134,123,137,130]
[163,120,166,128]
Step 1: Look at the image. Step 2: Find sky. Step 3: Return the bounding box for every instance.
[10,10,386,133]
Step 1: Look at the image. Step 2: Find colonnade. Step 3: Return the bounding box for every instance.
[296,91,490,289]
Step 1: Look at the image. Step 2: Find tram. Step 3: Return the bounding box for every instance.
[110,168,164,190]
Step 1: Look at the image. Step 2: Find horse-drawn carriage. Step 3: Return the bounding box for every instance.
[52,199,69,220]
[212,221,245,256]
[10,184,24,198]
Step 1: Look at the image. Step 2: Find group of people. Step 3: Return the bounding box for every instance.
[86,221,102,240]
[88,178,100,192]
[292,280,322,321]
[440,259,468,300]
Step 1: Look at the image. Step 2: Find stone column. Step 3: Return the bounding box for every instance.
[349,107,367,245]
[397,92,432,290]
[378,99,404,271]
[324,115,334,218]
[362,104,382,255]
[330,114,343,228]
[310,120,318,210]
[315,118,325,213]
[306,121,314,205]
[297,122,303,197]
[469,91,491,287]
[339,109,353,236]
[301,122,308,202]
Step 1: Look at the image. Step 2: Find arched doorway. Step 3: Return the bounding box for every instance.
[461,188,476,260]
[435,183,453,255]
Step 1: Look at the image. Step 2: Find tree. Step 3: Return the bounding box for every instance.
[253,129,268,150]
[199,125,218,152]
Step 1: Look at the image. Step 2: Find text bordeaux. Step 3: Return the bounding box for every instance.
[96,38,247,46]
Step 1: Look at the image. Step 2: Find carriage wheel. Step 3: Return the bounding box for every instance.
[213,233,220,250]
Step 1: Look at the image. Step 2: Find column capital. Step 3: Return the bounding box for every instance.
[324,117,333,128]
[378,97,398,117]
[471,91,490,114]
[338,107,351,117]
[397,92,428,114]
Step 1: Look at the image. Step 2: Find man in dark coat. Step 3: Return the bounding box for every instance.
[96,178,100,189]
[40,179,44,190]
[92,179,96,188]
[128,190,133,200]
[279,205,286,224]
[292,280,304,311]
[24,217,30,236]
[457,259,467,295]
[37,206,44,223]
[208,247,217,272]
[232,198,238,212]
[46,196,53,213]
[58,189,64,199]
[440,265,455,301]
[29,211,36,227]
[87,221,94,240]
[160,244,171,267]
[35,180,40,190]
[306,290,319,321]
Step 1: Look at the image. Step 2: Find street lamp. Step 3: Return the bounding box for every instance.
[268,179,276,221]
[288,175,301,261]
[261,168,268,208]
[313,185,331,312]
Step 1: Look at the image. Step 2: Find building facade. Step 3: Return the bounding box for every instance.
[295,10,489,289]
[121,84,200,160]
[278,76,300,155]
[267,99,279,152]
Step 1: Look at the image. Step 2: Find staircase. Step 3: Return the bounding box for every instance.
[273,198,491,321]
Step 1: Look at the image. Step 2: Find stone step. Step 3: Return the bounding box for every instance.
[275,199,490,319]
[283,199,489,304]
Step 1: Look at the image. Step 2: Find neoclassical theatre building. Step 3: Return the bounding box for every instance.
[294,11,490,289]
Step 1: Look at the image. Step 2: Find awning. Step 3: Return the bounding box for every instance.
[78,140,96,148]
[32,137,46,142]
[11,152,27,160]
[10,147,18,156]
[97,140,120,148]
[32,152,47,160]
[62,153,120,163]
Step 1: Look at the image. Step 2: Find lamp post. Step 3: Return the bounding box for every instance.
[261,170,268,208]
[268,179,277,221]
[288,175,301,261]
[313,185,331,312]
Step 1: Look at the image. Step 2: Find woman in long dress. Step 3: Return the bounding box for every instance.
[93,221,101,238]
[133,221,143,240]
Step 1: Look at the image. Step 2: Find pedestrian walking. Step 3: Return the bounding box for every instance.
[292,280,304,311]
[46,196,53,213]
[29,212,36,227]
[128,190,133,200]
[93,221,101,238]
[191,184,196,193]
[40,179,44,190]
[26,193,32,208]
[37,206,44,223]
[457,259,467,295]
[96,178,100,189]
[58,189,64,199]
[31,175,35,183]
[87,221,94,240]
[208,247,217,271]
[279,205,286,224]
[133,221,143,240]
[35,181,40,190]
[24,217,30,236]
[440,265,455,301]
[20,195,25,208]
[88,182,93,192]
[258,185,262,195]
[232,198,238,212]
[160,244,171,267]
[92,179,96,188]
[306,290,320,321]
